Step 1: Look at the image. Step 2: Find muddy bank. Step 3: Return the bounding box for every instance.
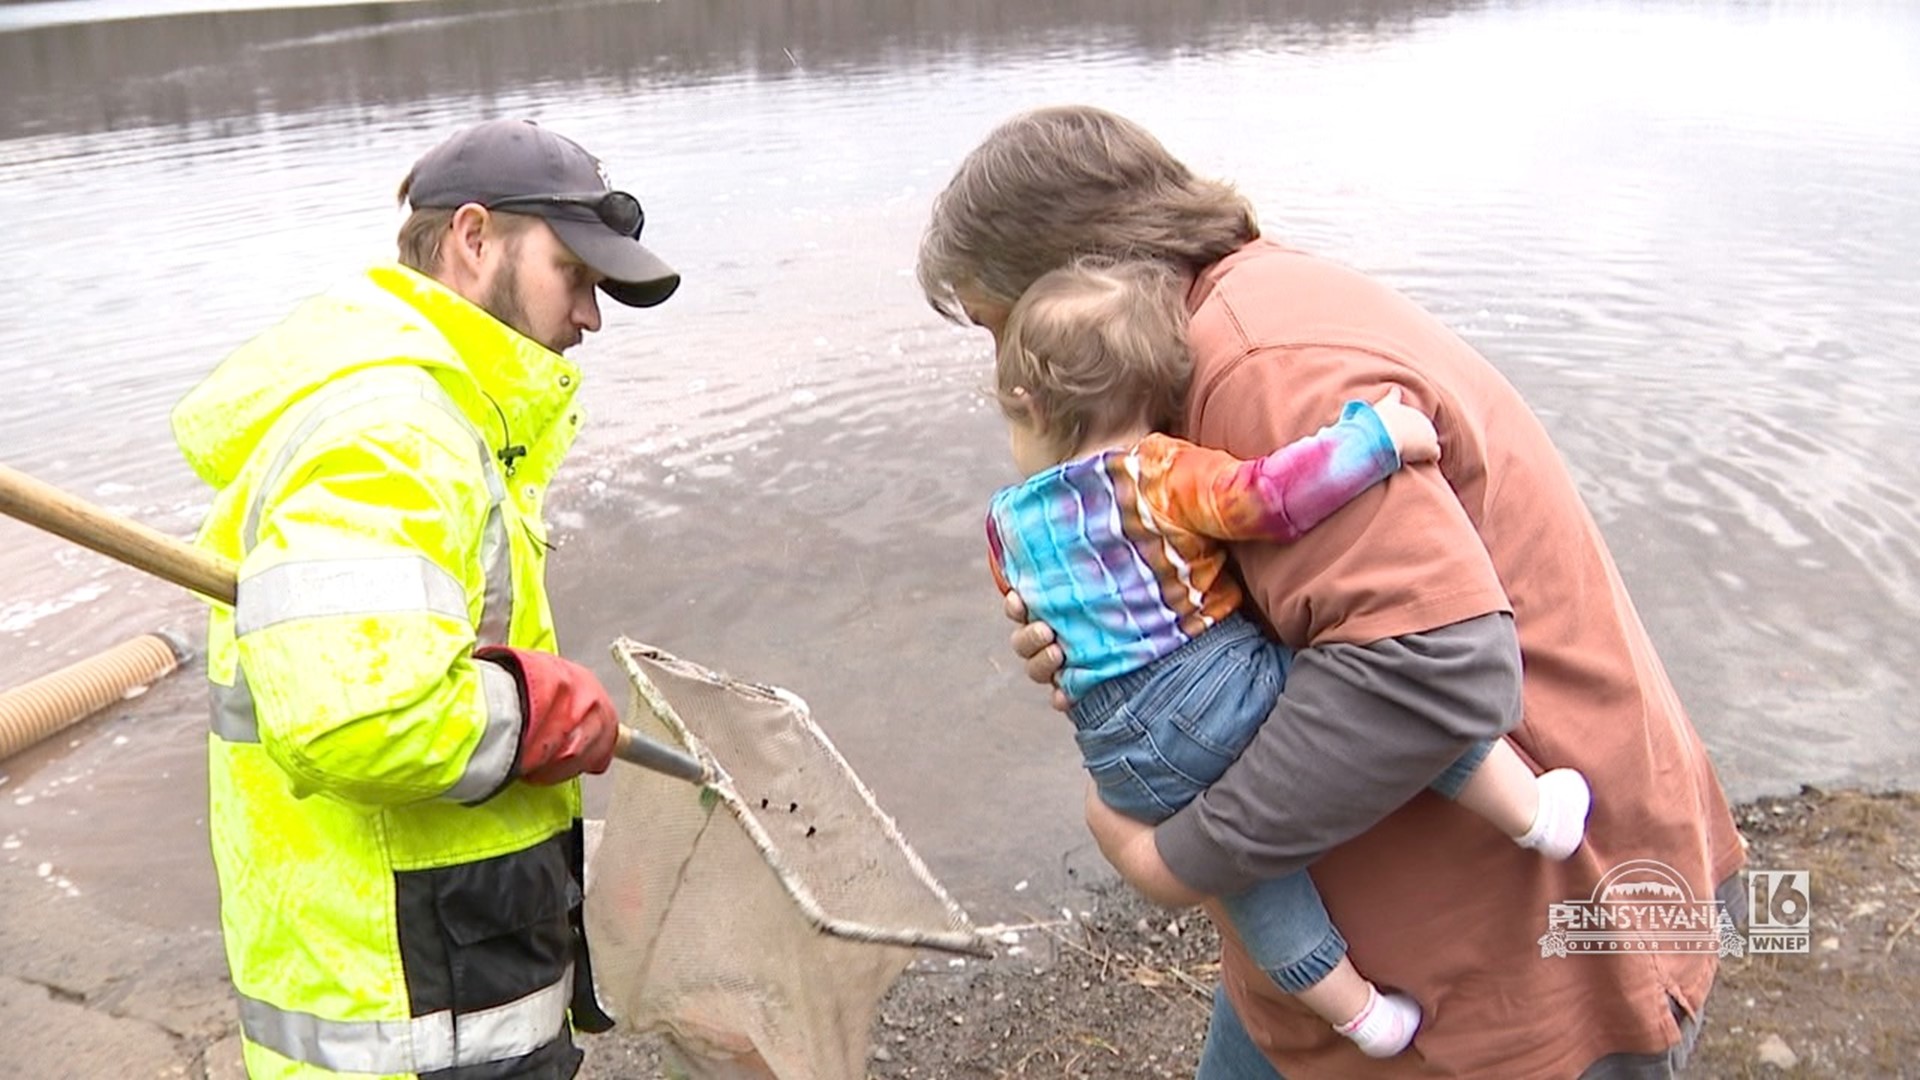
[578,788,1920,1079]
[4,775,1914,1078]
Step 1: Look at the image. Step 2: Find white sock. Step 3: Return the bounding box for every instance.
[1516,768,1592,861]
[1334,985,1421,1058]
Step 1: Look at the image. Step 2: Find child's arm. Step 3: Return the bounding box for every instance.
[984,512,1015,596]
[1138,390,1437,543]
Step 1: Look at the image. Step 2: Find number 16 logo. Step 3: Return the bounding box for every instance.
[1747,870,1811,953]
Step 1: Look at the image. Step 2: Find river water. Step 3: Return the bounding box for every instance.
[1,0,1916,929]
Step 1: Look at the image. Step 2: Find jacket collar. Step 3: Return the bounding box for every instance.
[365,263,583,484]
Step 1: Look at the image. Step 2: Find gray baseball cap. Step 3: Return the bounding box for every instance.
[404,119,680,308]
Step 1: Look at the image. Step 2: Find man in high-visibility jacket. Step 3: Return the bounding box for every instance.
[172,118,681,1079]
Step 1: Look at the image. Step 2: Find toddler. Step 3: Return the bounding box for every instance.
[983,257,1593,1058]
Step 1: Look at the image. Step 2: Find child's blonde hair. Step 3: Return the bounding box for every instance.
[994,257,1191,460]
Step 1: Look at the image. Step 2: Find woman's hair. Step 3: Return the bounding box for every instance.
[995,257,1191,459]
[918,104,1258,324]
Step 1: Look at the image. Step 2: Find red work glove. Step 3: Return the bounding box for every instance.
[476,646,619,785]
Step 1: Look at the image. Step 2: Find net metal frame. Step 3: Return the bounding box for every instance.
[609,638,987,958]
[585,639,990,1079]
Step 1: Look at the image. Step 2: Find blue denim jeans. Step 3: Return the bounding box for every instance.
[1070,612,1494,993]
[1193,878,1743,1078]
[1197,984,1285,1080]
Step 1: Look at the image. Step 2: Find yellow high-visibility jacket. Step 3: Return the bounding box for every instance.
[173,263,592,1079]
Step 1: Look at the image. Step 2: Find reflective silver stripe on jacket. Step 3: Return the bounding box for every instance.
[210,669,258,744]
[213,371,518,801]
[236,370,511,641]
[234,556,469,638]
[213,656,520,806]
[447,661,526,805]
[235,965,572,1074]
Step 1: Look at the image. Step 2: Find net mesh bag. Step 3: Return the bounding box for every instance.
[586,639,986,1080]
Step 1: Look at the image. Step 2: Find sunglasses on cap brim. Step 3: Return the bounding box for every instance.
[483,191,644,238]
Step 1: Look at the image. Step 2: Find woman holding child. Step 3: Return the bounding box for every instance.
[918,106,1746,1078]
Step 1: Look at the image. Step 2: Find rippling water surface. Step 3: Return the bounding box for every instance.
[2,0,1916,923]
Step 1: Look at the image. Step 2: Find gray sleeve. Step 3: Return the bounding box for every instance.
[1155,611,1523,896]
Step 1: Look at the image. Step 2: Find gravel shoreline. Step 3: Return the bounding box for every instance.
[581,787,1920,1079]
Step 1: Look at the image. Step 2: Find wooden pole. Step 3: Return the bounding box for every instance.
[0,462,236,606]
[0,460,707,783]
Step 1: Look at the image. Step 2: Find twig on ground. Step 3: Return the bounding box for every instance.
[1163,963,1216,1002]
[971,917,1073,937]
[1041,920,1111,965]
[1036,918,1214,1015]
[1004,1032,1074,1077]
[1077,1034,1121,1057]
[1886,903,1920,955]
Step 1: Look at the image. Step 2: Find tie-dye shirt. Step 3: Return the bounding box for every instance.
[985,401,1401,701]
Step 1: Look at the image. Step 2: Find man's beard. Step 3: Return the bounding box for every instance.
[479,242,562,352]
[481,254,534,341]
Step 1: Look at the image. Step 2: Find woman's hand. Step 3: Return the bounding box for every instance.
[1084,780,1207,909]
[1004,590,1070,713]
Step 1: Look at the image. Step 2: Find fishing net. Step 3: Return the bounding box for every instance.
[585,639,987,1080]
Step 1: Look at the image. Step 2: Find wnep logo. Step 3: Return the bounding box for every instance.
[1539,860,1808,957]
[1745,869,1812,954]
